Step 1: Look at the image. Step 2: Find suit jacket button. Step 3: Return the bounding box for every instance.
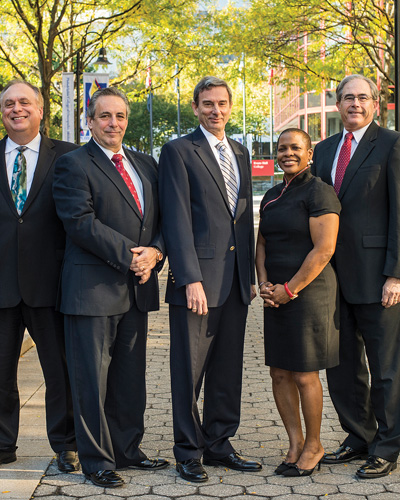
[233,220,237,224]
[230,245,235,251]
[142,226,146,231]
[18,218,23,223]
[117,266,120,270]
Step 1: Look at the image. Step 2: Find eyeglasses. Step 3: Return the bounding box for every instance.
[342,94,375,103]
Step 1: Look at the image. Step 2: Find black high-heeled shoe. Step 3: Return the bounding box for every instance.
[274,461,295,474]
[281,460,322,477]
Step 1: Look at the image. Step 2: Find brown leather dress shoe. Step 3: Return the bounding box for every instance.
[203,452,262,471]
[356,455,397,479]
[57,450,79,472]
[322,445,367,464]
[85,470,124,488]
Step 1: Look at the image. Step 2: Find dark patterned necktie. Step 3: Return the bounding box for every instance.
[334,132,353,195]
[11,146,28,214]
[111,154,143,217]
[216,142,238,215]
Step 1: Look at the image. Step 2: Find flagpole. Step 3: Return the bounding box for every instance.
[146,61,153,156]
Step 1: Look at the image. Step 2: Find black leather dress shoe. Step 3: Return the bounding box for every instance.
[203,452,262,471]
[356,455,397,479]
[0,450,17,465]
[85,470,124,488]
[322,445,367,464]
[176,458,208,482]
[57,450,79,472]
[129,457,169,470]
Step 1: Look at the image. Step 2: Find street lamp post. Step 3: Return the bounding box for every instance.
[75,37,111,145]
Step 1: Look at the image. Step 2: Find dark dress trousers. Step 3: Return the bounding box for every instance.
[159,126,255,461]
[53,139,164,474]
[0,134,77,454]
[312,121,400,462]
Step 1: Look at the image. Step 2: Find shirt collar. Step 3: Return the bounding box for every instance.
[93,139,125,161]
[343,122,372,144]
[200,124,229,149]
[5,132,41,153]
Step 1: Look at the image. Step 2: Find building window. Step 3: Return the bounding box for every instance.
[325,91,336,106]
[300,114,305,130]
[299,93,305,110]
[308,113,321,142]
[308,92,321,107]
[326,111,343,136]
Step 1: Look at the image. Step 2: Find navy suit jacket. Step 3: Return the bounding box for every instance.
[312,121,400,304]
[159,126,255,308]
[0,133,78,308]
[53,139,164,316]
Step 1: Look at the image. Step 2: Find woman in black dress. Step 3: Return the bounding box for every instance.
[255,129,341,477]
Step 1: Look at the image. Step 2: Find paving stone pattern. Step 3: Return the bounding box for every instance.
[31,269,400,499]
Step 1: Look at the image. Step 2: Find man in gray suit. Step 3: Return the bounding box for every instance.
[53,87,167,488]
[0,80,78,471]
[312,74,400,478]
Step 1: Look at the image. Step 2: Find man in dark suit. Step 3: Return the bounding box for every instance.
[159,76,261,482]
[0,80,78,471]
[312,74,400,478]
[53,87,168,488]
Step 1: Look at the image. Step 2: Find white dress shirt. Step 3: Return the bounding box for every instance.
[200,124,241,191]
[331,122,372,184]
[6,133,41,195]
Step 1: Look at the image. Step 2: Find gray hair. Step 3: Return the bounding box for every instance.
[0,80,44,109]
[87,86,130,118]
[336,75,379,102]
[193,76,233,106]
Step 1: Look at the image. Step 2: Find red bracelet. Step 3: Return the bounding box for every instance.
[284,282,298,300]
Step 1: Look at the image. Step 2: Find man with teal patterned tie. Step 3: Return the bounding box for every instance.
[0,80,78,471]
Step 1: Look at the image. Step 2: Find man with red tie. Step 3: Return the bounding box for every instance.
[53,87,167,487]
[312,75,400,478]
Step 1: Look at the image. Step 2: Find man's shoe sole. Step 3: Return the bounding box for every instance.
[0,455,17,465]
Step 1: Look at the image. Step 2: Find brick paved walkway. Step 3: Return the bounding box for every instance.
[23,267,400,500]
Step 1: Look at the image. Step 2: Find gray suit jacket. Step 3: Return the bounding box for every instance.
[53,139,164,315]
[159,126,255,308]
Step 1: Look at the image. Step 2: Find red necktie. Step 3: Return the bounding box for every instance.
[111,154,143,217]
[334,132,353,195]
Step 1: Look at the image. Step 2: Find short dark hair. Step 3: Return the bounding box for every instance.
[0,80,44,109]
[277,128,312,150]
[336,74,379,102]
[193,76,233,106]
[87,86,130,119]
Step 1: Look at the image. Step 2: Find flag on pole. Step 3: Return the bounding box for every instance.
[145,61,152,89]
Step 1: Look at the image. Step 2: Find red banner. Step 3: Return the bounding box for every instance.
[252,159,275,176]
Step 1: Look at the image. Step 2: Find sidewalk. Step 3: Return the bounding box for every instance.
[2,269,400,499]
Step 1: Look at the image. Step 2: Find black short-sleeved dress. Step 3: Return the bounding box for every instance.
[260,168,341,372]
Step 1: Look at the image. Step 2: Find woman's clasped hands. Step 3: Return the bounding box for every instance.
[259,282,291,307]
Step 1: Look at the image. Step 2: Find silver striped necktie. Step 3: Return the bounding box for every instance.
[216,141,238,215]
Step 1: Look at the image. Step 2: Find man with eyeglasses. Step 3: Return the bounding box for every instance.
[312,74,400,478]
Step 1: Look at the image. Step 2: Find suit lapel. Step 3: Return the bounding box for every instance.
[338,122,377,199]
[318,134,341,185]
[22,134,55,214]
[86,140,142,220]
[0,137,17,215]
[192,127,233,215]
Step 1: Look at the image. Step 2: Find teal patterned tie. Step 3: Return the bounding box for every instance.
[11,146,27,214]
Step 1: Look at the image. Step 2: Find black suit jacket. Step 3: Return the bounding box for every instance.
[0,133,78,308]
[159,126,255,308]
[53,139,164,316]
[312,121,400,304]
